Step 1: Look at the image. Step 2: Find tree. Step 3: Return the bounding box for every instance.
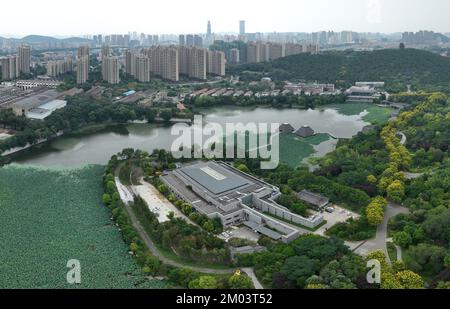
[106,181,117,194]
[306,283,328,289]
[366,196,388,226]
[202,220,215,233]
[396,270,424,289]
[228,273,254,289]
[422,209,450,242]
[393,231,412,248]
[160,110,173,122]
[280,256,319,288]
[399,43,406,50]
[406,244,447,275]
[445,254,450,268]
[387,180,405,203]
[144,254,161,276]
[130,242,139,253]
[102,193,112,205]
[367,174,377,184]
[381,271,403,289]
[237,164,251,173]
[188,276,218,289]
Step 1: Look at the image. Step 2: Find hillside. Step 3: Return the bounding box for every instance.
[20,34,59,43]
[230,48,450,92]
[0,35,92,46]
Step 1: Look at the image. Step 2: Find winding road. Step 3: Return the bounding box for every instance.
[114,169,264,287]
[354,202,410,265]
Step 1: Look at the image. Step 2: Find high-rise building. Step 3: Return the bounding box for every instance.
[102,44,111,58]
[18,45,31,74]
[134,54,151,82]
[76,56,89,84]
[179,35,185,46]
[194,35,203,47]
[285,43,303,56]
[268,43,285,60]
[76,45,90,84]
[229,48,240,64]
[189,47,207,80]
[207,21,212,36]
[239,20,246,35]
[247,42,260,63]
[145,46,178,82]
[125,50,151,83]
[178,46,190,76]
[186,35,194,47]
[162,47,179,82]
[0,56,18,81]
[207,50,225,76]
[125,50,136,76]
[102,56,120,84]
[78,45,90,58]
[46,58,73,77]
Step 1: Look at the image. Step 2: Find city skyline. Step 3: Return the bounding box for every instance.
[1,0,450,37]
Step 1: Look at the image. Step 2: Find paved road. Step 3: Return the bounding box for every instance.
[121,194,236,275]
[354,203,409,264]
[242,268,264,289]
[398,131,407,146]
[404,172,424,180]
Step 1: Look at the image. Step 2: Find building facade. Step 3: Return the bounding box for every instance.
[102,56,120,84]
[18,45,31,74]
[1,56,18,81]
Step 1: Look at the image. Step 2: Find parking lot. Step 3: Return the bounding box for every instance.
[218,225,261,243]
[313,205,360,236]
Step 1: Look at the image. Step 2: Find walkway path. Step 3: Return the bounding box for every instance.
[398,131,407,146]
[404,172,425,180]
[120,188,236,275]
[242,268,264,289]
[354,202,409,265]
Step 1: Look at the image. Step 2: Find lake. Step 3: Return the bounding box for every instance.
[12,105,377,167]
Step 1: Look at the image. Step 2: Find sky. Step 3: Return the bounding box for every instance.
[1,0,450,37]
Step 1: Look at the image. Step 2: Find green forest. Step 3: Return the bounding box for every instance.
[229,48,450,93]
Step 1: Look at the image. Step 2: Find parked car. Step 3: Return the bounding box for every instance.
[325,207,335,213]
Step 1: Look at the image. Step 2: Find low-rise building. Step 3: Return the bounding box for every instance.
[345,83,384,103]
[11,89,66,118]
[161,161,324,243]
[297,190,330,210]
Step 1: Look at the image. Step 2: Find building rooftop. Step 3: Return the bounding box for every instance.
[298,190,330,208]
[279,123,295,134]
[177,162,252,196]
[295,126,315,138]
[12,89,60,110]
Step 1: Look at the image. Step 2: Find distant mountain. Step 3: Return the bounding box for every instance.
[436,33,450,43]
[230,48,450,92]
[61,37,92,43]
[18,35,92,44]
[20,35,59,43]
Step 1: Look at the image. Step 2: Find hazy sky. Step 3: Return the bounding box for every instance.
[2,0,450,37]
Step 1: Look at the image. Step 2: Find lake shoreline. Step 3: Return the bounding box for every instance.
[4,103,393,167]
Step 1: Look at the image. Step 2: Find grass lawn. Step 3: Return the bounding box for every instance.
[279,133,330,168]
[225,132,331,168]
[0,164,168,289]
[330,103,394,125]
